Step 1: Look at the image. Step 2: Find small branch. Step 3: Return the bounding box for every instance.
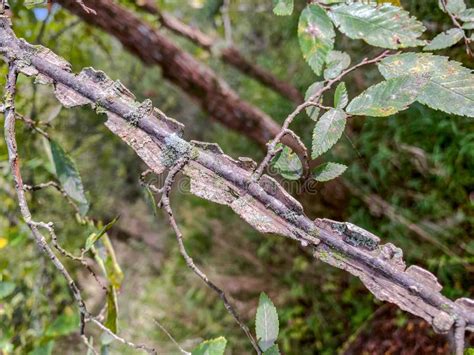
[88,317,157,354]
[253,50,393,180]
[3,61,155,355]
[440,0,473,57]
[153,319,190,355]
[3,61,89,335]
[159,158,262,355]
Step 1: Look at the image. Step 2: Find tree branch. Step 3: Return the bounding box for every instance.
[133,0,304,103]
[1,18,472,353]
[54,0,304,156]
[158,157,262,354]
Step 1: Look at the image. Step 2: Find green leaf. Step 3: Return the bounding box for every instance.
[423,28,464,51]
[459,8,474,22]
[49,140,89,216]
[462,21,474,29]
[438,0,466,15]
[263,344,281,355]
[104,286,118,333]
[378,53,474,117]
[45,311,79,337]
[24,0,48,9]
[324,50,351,80]
[305,82,324,120]
[346,76,427,117]
[84,216,120,252]
[0,281,15,299]
[464,348,474,355]
[312,109,347,159]
[103,236,124,289]
[329,3,426,49]
[334,82,348,109]
[298,5,335,75]
[271,145,303,180]
[256,292,279,351]
[192,337,227,355]
[312,162,347,182]
[272,0,293,16]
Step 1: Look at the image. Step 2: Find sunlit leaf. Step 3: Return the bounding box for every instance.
[312,162,347,182]
[462,21,474,29]
[312,109,347,158]
[334,82,348,109]
[256,292,279,351]
[459,8,474,22]
[272,0,293,16]
[298,4,335,75]
[376,0,401,5]
[49,140,89,216]
[423,28,463,51]
[271,145,303,180]
[346,76,427,117]
[438,0,466,15]
[329,3,426,49]
[378,53,474,117]
[323,50,351,80]
[192,337,227,355]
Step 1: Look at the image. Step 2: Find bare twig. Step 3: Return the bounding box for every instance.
[159,158,262,354]
[3,61,155,355]
[253,50,394,180]
[3,61,89,335]
[440,0,473,57]
[153,319,190,355]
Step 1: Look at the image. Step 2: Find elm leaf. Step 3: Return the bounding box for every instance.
[305,82,324,120]
[298,4,335,75]
[312,109,347,159]
[346,76,427,117]
[329,3,426,49]
[312,162,347,182]
[378,53,474,117]
[256,292,279,352]
[423,28,463,51]
[271,145,303,180]
[334,82,348,109]
[324,50,351,80]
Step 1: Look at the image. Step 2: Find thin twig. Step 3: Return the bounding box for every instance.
[3,61,155,355]
[253,50,394,180]
[440,0,473,57]
[153,319,190,355]
[159,158,262,354]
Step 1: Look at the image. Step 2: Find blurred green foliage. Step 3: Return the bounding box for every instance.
[0,0,472,354]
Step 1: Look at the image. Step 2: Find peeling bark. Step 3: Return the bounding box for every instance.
[0,18,472,352]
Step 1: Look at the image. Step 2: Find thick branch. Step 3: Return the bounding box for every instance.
[134,0,304,103]
[54,0,304,156]
[1,19,472,352]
